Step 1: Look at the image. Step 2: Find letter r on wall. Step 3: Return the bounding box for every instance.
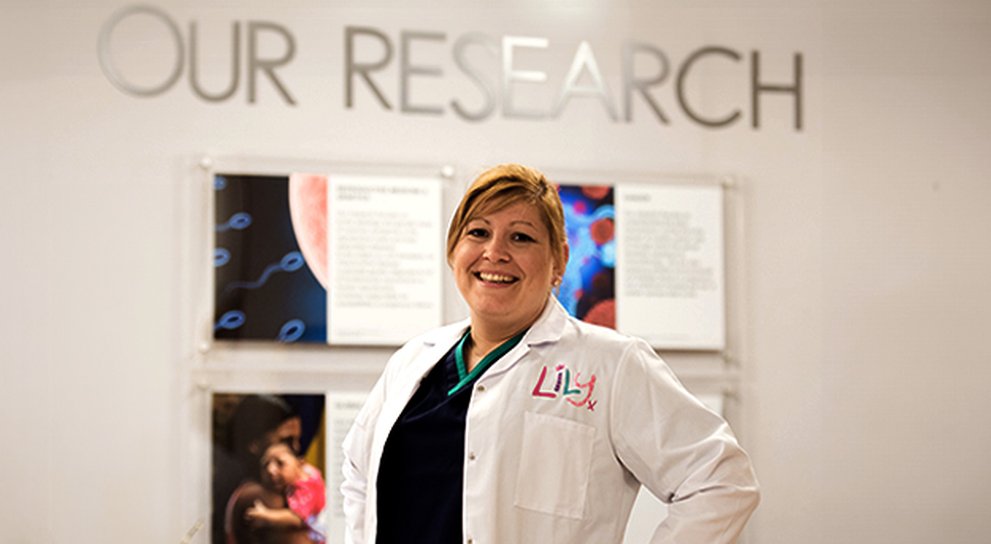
[345,26,394,110]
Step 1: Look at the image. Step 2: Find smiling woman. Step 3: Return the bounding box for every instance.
[450,202,558,355]
[341,164,760,544]
[446,165,569,367]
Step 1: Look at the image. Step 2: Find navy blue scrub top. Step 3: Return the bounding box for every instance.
[375,343,473,544]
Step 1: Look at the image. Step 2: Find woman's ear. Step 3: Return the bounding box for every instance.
[555,242,570,280]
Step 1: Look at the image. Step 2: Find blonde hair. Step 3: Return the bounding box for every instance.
[446,164,567,272]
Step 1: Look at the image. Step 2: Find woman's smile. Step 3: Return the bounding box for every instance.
[450,201,562,333]
[474,271,519,285]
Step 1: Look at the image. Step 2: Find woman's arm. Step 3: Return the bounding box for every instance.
[610,339,760,544]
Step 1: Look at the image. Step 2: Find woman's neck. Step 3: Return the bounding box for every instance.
[469,326,519,357]
[466,310,542,371]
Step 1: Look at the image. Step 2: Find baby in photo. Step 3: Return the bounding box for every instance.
[247,440,327,543]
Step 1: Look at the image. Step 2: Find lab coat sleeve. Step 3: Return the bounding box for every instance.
[609,340,760,544]
[340,370,387,544]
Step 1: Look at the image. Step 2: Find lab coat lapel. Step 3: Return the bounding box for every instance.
[483,296,568,378]
[376,320,468,435]
[413,319,469,378]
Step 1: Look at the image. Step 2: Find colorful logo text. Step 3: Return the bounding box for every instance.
[531,364,597,411]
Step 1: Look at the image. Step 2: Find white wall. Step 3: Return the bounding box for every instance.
[2,1,990,542]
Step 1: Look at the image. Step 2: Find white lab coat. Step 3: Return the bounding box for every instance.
[341,297,759,544]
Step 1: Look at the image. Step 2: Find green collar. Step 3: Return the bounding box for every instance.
[448,328,527,396]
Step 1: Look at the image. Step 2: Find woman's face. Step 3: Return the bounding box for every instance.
[262,416,301,455]
[450,201,564,334]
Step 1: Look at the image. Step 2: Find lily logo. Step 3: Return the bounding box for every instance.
[531,364,597,411]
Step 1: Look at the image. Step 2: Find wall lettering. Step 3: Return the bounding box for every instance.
[97,5,804,130]
[98,5,297,104]
[346,27,803,130]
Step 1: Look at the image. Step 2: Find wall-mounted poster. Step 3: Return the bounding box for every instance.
[213,171,444,346]
[615,184,725,350]
[557,184,616,328]
[214,174,327,343]
[325,175,443,345]
[324,392,368,544]
[557,181,725,350]
[211,393,328,544]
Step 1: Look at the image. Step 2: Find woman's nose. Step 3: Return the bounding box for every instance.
[482,236,510,261]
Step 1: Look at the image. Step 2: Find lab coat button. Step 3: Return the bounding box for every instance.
[467,539,473,544]
[468,451,477,461]
[476,384,486,392]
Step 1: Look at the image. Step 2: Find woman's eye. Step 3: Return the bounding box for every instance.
[466,228,488,238]
[512,232,536,243]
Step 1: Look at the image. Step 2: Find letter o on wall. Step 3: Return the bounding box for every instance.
[98,5,184,97]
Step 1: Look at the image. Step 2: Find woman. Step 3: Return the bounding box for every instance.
[342,164,759,543]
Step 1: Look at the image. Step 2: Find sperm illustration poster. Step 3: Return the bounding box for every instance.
[557,184,617,329]
[212,171,444,345]
[214,174,327,343]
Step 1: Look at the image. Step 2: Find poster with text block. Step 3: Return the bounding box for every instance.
[325,392,368,544]
[327,175,443,345]
[615,184,725,350]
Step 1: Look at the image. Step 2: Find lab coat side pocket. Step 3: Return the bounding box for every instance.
[514,411,596,520]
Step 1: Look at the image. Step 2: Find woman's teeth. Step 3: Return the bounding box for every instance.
[477,272,516,284]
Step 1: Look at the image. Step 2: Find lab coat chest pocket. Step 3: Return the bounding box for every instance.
[514,411,596,520]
